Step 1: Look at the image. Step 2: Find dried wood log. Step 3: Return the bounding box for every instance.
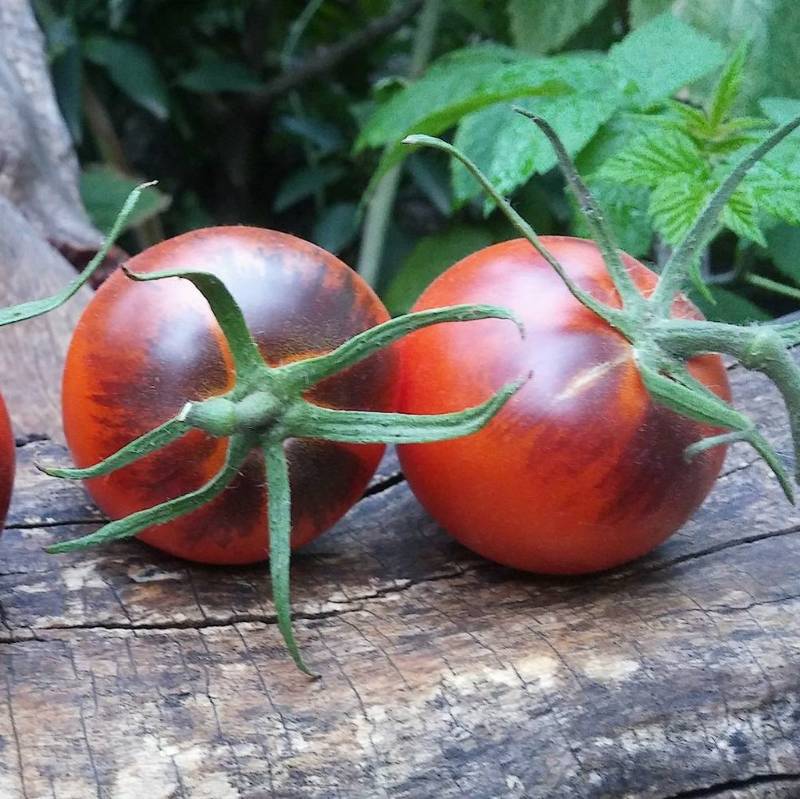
[0,359,799,797]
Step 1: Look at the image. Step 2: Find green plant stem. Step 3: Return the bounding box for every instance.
[745,273,800,301]
[263,439,316,677]
[357,0,442,286]
[403,134,632,337]
[45,266,521,675]
[514,109,647,315]
[655,319,800,484]
[0,182,154,327]
[652,115,800,310]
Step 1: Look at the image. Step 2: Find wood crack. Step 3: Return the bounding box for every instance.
[662,771,800,798]
[0,567,471,640]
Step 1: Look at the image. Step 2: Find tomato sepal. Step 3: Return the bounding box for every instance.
[0,182,156,328]
[46,433,255,555]
[406,112,800,503]
[46,268,525,674]
[36,414,191,479]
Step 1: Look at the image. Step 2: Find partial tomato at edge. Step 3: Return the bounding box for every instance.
[0,394,13,531]
[397,237,730,574]
[62,226,400,565]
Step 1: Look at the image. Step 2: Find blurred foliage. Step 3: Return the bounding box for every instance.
[34,0,800,321]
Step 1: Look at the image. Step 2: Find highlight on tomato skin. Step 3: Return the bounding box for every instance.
[61,226,400,565]
[0,394,13,531]
[397,236,731,575]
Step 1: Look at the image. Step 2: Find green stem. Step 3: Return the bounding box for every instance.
[655,319,800,490]
[357,0,442,286]
[745,273,800,302]
[36,415,189,479]
[637,356,793,500]
[263,439,317,678]
[124,267,268,380]
[279,304,522,391]
[404,134,632,337]
[514,109,647,315]
[653,115,800,309]
[47,435,254,554]
[0,182,155,326]
[288,377,526,443]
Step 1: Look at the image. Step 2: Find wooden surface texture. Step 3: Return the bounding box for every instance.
[0,359,799,798]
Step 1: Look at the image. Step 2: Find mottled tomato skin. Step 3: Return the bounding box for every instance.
[63,227,399,565]
[0,394,13,530]
[398,237,730,574]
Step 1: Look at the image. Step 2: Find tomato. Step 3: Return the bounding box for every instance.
[62,227,399,565]
[0,394,13,530]
[397,237,730,574]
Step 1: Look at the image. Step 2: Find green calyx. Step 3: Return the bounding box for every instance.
[42,261,525,676]
[0,182,156,328]
[403,109,800,504]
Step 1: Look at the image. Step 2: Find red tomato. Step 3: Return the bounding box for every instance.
[62,227,399,564]
[397,237,730,574]
[0,394,13,530]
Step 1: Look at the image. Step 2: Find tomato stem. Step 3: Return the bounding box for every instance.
[45,265,526,674]
[402,134,636,341]
[124,266,270,380]
[512,109,648,316]
[0,182,156,327]
[404,112,800,503]
[652,115,800,309]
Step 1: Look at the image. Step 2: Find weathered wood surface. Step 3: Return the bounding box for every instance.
[1,359,800,799]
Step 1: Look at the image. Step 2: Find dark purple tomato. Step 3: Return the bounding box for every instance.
[63,227,399,564]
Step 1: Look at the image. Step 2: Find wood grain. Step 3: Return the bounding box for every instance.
[0,360,799,798]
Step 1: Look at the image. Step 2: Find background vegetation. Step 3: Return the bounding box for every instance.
[34,0,800,321]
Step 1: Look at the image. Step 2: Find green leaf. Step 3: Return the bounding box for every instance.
[632,1,800,108]
[757,186,800,227]
[51,43,83,144]
[691,285,770,323]
[356,48,577,153]
[177,59,263,93]
[83,36,169,119]
[273,164,345,213]
[450,55,624,207]
[608,13,726,108]
[761,96,800,125]
[80,166,170,232]
[648,173,710,245]
[383,225,493,314]
[707,40,748,130]
[279,115,345,156]
[767,223,800,282]
[507,0,607,54]
[721,187,767,246]
[312,203,358,255]
[596,129,706,188]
